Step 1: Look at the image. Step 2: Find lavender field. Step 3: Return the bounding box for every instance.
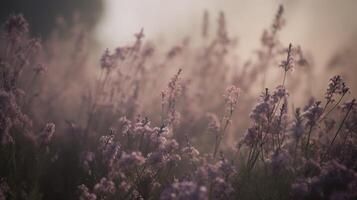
[0,2,357,200]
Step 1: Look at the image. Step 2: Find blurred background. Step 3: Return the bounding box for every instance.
[1,0,357,92]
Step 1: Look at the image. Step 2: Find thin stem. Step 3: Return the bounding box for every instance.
[304,125,314,158]
[319,94,346,122]
[321,99,355,162]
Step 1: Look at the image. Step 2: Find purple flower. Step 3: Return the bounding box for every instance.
[78,185,97,200]
[100,48,115,70]
[80,151,95,173]
[119,151,145,168]
[99,135,120,167]
[223,85,240,107]
[325,75,349,102]
[211,177,234,199]
[303,101,323,127]
[160,181,207,200]
[4,14,29,41]
[38,123,55,146]
[182,145,200,162]
[291,108,305,139]
[94,177,115,195]
[279,43,294,72]
[206,113,221,135]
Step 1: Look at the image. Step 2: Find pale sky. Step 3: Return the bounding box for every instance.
[95,0,357,70]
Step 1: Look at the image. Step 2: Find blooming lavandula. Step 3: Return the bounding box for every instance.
[160,181,208,200]
[303,101,323,157]
[291,108,304,140]
[213,85,239,158]
[119,151,145,169]
[4,14,29,43]
[99,135,120,168]
[320,76,350,120]
[94,177,116,195]
[162,69,183,127]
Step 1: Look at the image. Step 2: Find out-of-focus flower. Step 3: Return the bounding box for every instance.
[100,48,115,70]
[78,185,97,200]
[268,149,292,173]
[206,113,221,135]
[4,14,29,41]
[211,177,234,199]
[80,151,95,173]
[99,135,120,167]
[38,123,55,146]
[279,43,294,72]
[303,101,323,127]
[325,75,349,103]
[291,108,305,140]
[182,145,200,162]
[94,177,115,195]
[242,125,260,147]
[223,85,240,108]
[119,151,145,168]
[160,181,207,200]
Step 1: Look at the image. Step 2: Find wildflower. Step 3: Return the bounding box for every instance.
[94,177,115,195]
[279,43,294,72]
[119,151,145,168]
[99,135,120,167]
[201,10,210,38]
[303,101,323,127]
[119,116,132,134]
[118,181,130,193]
[217,12,229,44]
[160,181,207,200]
[4,14,29,40]
[80,151,95,173]
[269,149,292,173]
[165,69,183,101]
[160,139,179,152]
[325,75,349,103]
[217,154,236,176]
[162,69,183,125]
[78,185,97,200]
[211,177,234,199]
[223,85,240,109]
[195,163,220,182]
[38,123,55,146]
[271,85,288,103]
[147,151,169,168]
[272,5,285,33]
[291,108,305,140]
[305,160,357,199]
[167,154,181,166]
[250,100,271,123]
[182,145,200,161]
[206,113,221,135]
[242,125,260,147]
[100,48,115,70]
